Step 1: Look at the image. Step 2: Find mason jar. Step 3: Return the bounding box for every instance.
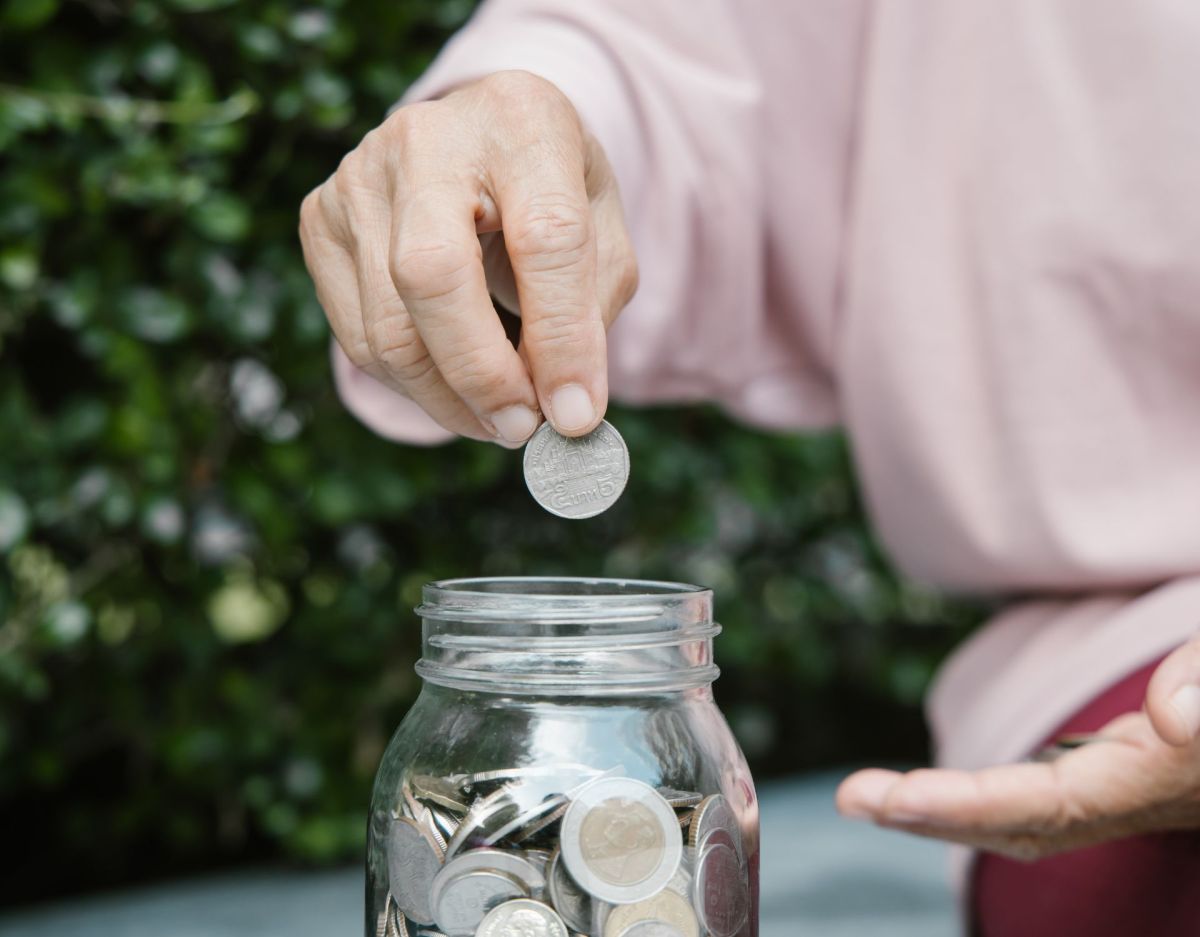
[367,577,759,937]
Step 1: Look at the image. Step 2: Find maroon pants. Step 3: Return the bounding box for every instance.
[971,658,1200,937]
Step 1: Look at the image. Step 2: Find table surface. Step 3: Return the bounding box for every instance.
[0,771,958,937]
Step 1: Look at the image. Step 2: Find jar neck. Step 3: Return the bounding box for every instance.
[414,577,720,696]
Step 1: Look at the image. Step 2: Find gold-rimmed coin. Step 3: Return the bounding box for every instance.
[602,887,699,937]
[560,777,682,905]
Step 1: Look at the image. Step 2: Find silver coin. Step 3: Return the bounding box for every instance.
[386,816,444,925]
[431,848,547,909]
[546,847,594,932]
[388,902,410,937]
[432,869,526,937]
[412,774,471,814]
[476,898,570,937]
[692,840,747,937]
[523,419,629,519]
[560,776,682,905]
[429,805,461,843]
[657,789,704,810]
[601,888,699,937]
[688,795,743,860]
[444,788,523,860]
[484,794,570,847]
[376,893,392,937]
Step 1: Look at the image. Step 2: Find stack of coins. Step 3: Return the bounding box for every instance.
[377,766,750,937]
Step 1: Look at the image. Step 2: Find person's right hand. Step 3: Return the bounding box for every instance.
[299,70,637,446]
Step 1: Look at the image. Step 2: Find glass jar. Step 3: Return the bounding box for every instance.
[366,577,759,937]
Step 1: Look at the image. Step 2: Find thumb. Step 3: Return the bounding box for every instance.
[1144,632,1200,747]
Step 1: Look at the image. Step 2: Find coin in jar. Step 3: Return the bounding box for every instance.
[601,888,699,937]
[546,846,594,933]
[692,839,748,937]
[386,902,410,937]
[688,794,743,859]
[431,847,547,905]
[432,868,526,937]
[483,794,570,847]
[386,816,444,925]
[443,787,523,860]
[657,789,704,810]
[560,776,682,904]
[476,898,570,937]
[522,420,629,520]
[411,774,470,814]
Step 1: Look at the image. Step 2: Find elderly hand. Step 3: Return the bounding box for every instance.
[299,71,637,446]
[836,635,1200,860]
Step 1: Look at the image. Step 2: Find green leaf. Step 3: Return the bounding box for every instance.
[190,193,251,243]
[1,0,58,29]
[0,489,30,552]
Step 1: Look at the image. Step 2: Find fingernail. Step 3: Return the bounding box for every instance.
[549,384,594,433]
[490,404,538,443]
[1169,685,1200,740]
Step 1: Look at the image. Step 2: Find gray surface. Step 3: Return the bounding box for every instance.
[0,772,957,937]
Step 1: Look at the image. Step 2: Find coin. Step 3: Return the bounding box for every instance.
[444,787,523,860]
[483,794,571,847]
[602,887,699,937]
[387,816,444,925]
[432,869,526,936]
[657,789,704,810]
[523,420,629,519]
[692,840,747,937]
[376,893,391,937]
[477,898,570,937]
[546,847,594,932]
[387,902,410,937]
[429,805,461,843]
[560,777,682,904]
[412,774,471,814]
[431,848,548,906]
[688,795,743,860]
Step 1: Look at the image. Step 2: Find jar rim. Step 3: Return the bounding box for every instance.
[414,576,719,694]
[426,575,709,600]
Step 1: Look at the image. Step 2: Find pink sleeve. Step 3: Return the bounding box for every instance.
[334,0,839,442]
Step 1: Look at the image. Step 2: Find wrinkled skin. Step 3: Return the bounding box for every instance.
[300,70,637,446]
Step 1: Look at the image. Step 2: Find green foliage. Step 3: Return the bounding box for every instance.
[0,0,984,903]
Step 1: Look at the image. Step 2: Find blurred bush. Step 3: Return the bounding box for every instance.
[0,0,985,904]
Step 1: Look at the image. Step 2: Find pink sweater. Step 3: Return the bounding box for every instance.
[334,0,1200,771]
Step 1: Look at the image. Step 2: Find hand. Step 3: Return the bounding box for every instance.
[836,634,1200,860]
[299,71,637,446]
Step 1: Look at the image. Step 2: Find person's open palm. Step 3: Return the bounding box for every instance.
[837,634,1200,859]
